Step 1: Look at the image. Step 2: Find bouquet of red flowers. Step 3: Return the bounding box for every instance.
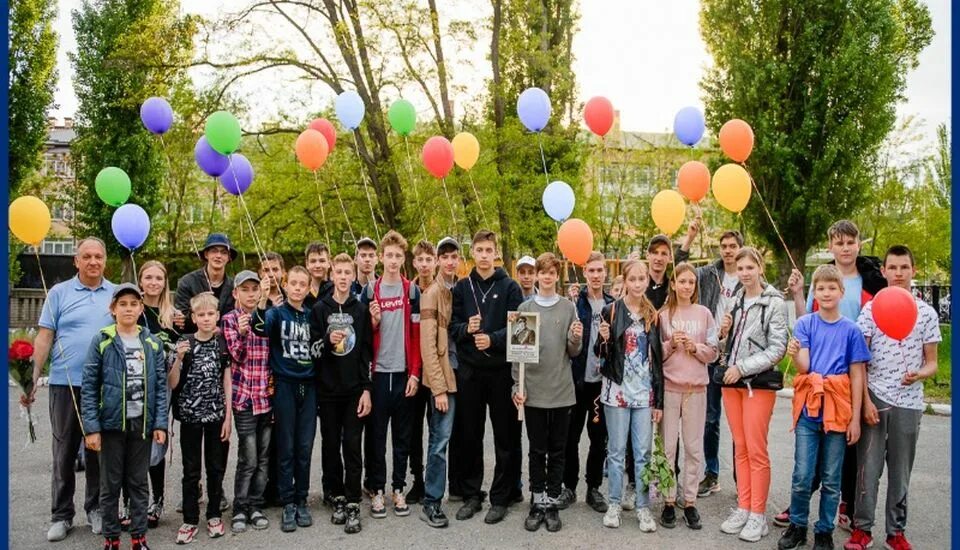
[9,338,37,443]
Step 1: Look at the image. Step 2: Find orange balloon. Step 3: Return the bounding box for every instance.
[718,119,754,162]
[557,218,593,266]
[676,161,710,202]
[295,129,329,171]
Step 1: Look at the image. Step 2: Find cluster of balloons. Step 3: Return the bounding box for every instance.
[198,111,254,196]
[94,164,150,251]
[420,132,481,178]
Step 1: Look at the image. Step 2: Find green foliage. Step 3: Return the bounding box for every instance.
[640,430,675,494]
[926,324,951,401]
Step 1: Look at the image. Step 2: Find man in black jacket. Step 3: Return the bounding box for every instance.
[174,233,237,334]
[449,230,523,524]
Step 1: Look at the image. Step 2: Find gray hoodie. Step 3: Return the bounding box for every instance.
[721,283,788,378]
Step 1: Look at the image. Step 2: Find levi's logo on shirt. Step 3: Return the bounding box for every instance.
[379,296,404,311]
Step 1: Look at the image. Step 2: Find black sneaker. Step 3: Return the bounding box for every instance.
[406,480,425,504]
[660,504,677,529]
[296,501,313,527]
[683,506,702,530]
[420,503,449,528]
[331,497,347,525]
[322,493,334,508]
[146,497,163,529]
[586,487,608,513]
[344,504,362,534]
[280,504,297,532]
[484,505,508,524]
[524,506,545,532]
[813,530,834,550]
[557,487,576,510]
[544,506,561,532]
[697,473,720,497]
[778,523,808,550]
[456,498,482,521]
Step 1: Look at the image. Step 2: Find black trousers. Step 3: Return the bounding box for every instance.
[458,365,522,506]
[564,381,606,492]
[100,417,150,537]
[180,421,227,525]
[319,395,365,503]
[841,443,857,515]
[50,385,100,521]
[408,384,432,485]
[526,406,571,500]
[368,372,412,492]
[448,369,466,497]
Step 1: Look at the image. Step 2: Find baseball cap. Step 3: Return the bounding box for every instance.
[234,270,261,287]
[356,236,377,250]
[647,234,672,252]
[517,255,536,269]
[111,282,143,301]
[437,236,460,254]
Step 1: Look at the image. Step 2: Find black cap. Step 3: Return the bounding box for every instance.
[111,282,143,301]
[647,234,672,252]
[199,233,238,261]
[437,236,459,254]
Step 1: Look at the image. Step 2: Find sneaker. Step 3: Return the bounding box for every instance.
[837,502,852,532]
[778,523,808,550]
[774,507,792,528]
[586,487,608,513]
[544,505,561,532]
[406,480,425,505]
[322,493,335,508]
[130,533,150,550]
[296,501,313,527]
[621,484,636,511]
[219,495,230,512]
[281,504,297,532]
[814,531,836,550]
[420,503,449,528]
[175,523,198,545]
[147,498,163,529]
[844,528,874,550]
[603,503,622,528]
[698,472,720,497]
[684,506,703,530]
[392,489,410,516]
[557,487,576,510]
[484,504,508,524]
[344,503,362,534]
[884,531,912,550]
[637,506,657,532]
[206,518,225,538]
[250,510,269,530]
[370,491,387,519]
[331,497,347,525]
[87,509,103,535]
[119,506,131,531]
[660,504,677,529]
[721,508,751,534]
[47,520,72,542]
[456,497,482,521]
[524,506,545,532]
[230,513,247,534]
[103,536,121,550]
[740,513,769,542]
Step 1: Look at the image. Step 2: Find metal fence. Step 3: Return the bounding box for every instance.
[913,285,951,323]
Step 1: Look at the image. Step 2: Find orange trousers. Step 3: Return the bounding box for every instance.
[722,387,776,514]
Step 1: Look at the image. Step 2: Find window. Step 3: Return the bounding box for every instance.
[39,239,75,256]
[50,202,74,222]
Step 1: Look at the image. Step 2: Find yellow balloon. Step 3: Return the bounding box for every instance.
[452,132,480,171]
[712,163,752,213]
[651,189,686,235]
[9,195,52,246]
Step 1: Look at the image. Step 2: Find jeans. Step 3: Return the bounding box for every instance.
[704,364,723,477]
[525,406,571,500]
[604,405,652,509]
[50,385,100,521]
[789,416,846,533]
[180,421,227,524]
[564,381,606,492]
[232,409,272,516]
[274,378,317,505]
[423,393,457,506]
[408,384,432,485]
[319,395,365,503]
[100,417,150,537]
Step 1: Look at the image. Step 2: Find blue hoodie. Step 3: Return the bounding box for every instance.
[252,303,314,381]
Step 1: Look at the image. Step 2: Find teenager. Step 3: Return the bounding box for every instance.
[174,233,237,334]
[515,256,537,302]
[351,237,379,299]
[303,242,333,311]
[259,252,287,307]
[407,240,438,504]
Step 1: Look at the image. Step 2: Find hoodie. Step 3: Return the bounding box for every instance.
[659,303,720,392]
[450,267,524,372]
[252,302,314,382]
[309,293,373,400]
[303,280,334,312]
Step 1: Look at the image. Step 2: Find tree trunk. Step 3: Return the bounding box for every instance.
[427,0,454,137]
[490,0,511,262]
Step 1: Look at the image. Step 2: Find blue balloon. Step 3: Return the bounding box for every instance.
[673,106,705,146]
[194,136,230,177]
[335,90,365,130]
[517,87,551,132]
[542,180,575,222]
[140,97,173,134]
[219,154,254,196]
[111,204,151,250]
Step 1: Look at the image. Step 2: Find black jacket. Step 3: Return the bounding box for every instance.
[450,267,523,373]
[572,287,615,384]
[174,267,235,333]
[812,256,887,311]
[595,298,664,410]
[309,293,373,400]
[303,280,334,312]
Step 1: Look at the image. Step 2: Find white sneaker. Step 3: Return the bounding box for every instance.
[603,503,622,528]
[47,520,72,542]
[721,507,751,534]
[738,513,769,542]
[637,507,657,532]
[87,509,102,535]
[621,484,636,511]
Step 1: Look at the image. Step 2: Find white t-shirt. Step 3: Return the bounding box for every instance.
[716,270,739,324]
[857,298,941,410]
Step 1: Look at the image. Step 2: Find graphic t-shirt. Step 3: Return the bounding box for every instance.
[375,282,406,373]
[177,335,227,424]
[120,335,145,419]
[794,313,871,422]
[717,270,739,324]
[601,316,653,409]
[584,297,605,383]
[326,307,357,357]
[807,273,864,321]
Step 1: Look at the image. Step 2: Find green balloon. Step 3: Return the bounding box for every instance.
[204,111,242,155]
[388,99,416,136]
[95,167,131,207]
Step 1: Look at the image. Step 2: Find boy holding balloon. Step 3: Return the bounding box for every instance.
[844,246,940,550]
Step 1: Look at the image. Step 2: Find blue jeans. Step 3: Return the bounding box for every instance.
[274,378,317,505]
[604,406,652,509]
[704,364,722,476]
[423,394,456,506]
[789,416,846,533]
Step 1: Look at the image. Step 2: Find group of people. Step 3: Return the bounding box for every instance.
[23,218,938,550]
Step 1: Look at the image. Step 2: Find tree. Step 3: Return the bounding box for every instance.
[8,0,58,196]
[700,0,933,280]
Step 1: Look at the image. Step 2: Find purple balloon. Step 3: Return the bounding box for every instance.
[140,97,173,135]
[195,136,230,177]
[111,204,151,250]
[219,154,254,196]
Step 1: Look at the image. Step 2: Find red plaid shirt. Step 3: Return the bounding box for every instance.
[222,308,272,415]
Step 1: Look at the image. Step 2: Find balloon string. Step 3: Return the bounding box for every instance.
[236,195,247,269]
[402,136,428,240]
[440,177,460,237]
[467,172,490,229]
[352,131,382,241]
[312,171,332,251]
[536,133,550,186]
[330,181,357,244]
[745,171,799,272]
[226,157,268,265]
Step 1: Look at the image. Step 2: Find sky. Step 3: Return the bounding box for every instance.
[49,0,950,141]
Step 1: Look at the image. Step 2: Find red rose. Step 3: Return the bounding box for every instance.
[8,340,34,362]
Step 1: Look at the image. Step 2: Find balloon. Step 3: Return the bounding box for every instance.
[676,161,710,203]
[673,106,705,146]
[871,287,919,341]
[421,136,454,179]
[557,218,593,266]
[295,129,329,171]
[308,118,337,151]
[204,111,242,155]
[9,196,51,246]
[140,97,173,134]
[583,96,614,137]
[95,167,132,207]
[452,132,480,170]
[388,99,417,136]
[712,163,752,213]
[651,189,687,235]
[111,204,151,250]
[542,181,575,222]
[335,90,365,130]
[219,154,254,195]
[194,136,230,177]
[517,87,551,132]
[719,119,754,162]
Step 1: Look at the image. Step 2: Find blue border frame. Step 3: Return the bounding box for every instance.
[951,1,959,544]
[2,0,12,543]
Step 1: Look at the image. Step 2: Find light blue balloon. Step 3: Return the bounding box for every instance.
[517,87,551,132]
[111,204,151,250]
[673,106,705,146]
[542,180,575,222]
[335,90,365,130]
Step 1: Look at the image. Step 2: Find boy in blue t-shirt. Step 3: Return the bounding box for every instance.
[778,265,870,550]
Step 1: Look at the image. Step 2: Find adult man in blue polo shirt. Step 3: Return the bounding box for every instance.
[23,237,115,542]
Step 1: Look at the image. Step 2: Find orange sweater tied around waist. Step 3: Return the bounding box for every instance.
[791,373,852,433]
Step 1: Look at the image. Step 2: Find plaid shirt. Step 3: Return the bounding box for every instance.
[222,308,272,415]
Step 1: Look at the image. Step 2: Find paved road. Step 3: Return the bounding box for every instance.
[8,389,951,549]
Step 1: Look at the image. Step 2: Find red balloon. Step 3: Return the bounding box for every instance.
[583,96,614,137]
[308,118,337,152]
[676,161,710,203]
[871,286,918,341]
[295,129,329,171]
[422,136,454,179]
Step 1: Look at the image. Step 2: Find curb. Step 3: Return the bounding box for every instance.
[775,388,951,416]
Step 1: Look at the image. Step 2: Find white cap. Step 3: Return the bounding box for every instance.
[517,255,536,268]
